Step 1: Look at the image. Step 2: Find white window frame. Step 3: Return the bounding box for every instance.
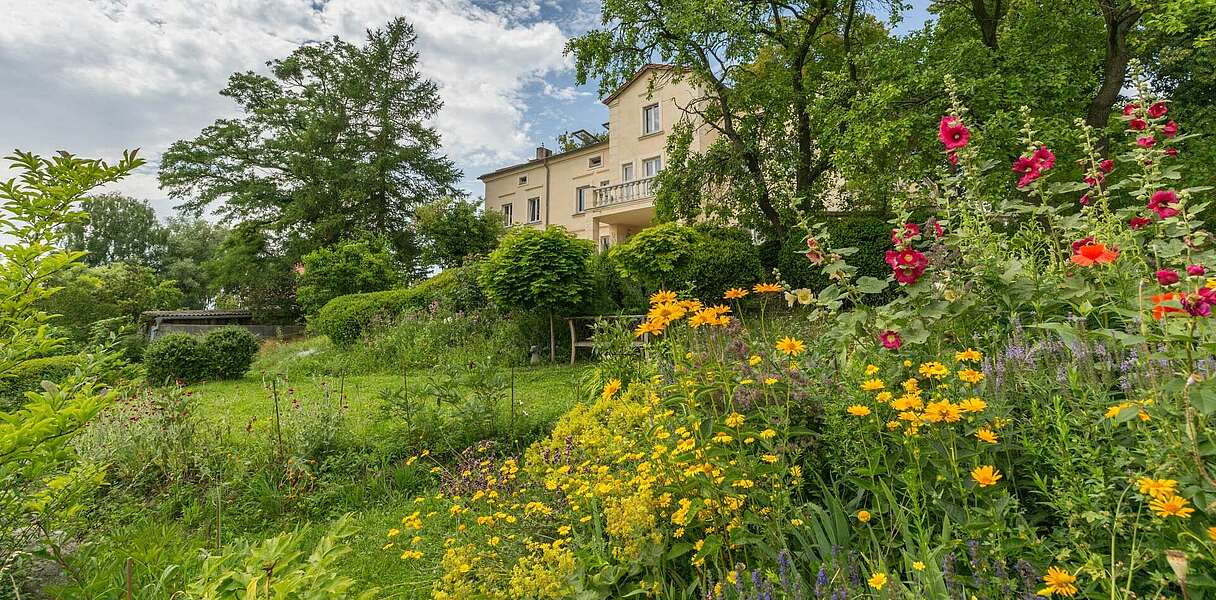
[643,156,663,178]
[517,175,527,186]
[501,203,513,226]
[575,186,591,213]
[527,197,541,223]
[621,162,634,182]
[588,155,602,168]
[642,103,661,135]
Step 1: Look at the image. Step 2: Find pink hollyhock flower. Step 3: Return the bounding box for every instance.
[1187,264,1206,276]
[1129,118,1147,131]
[930,219,944,239]
[1099,159,1114,173]
[891,223,921,245]
[1163,120,1178,137]
[804,237,825,265]
[1128,216,1151,230]
[1137,136,1156,148]
[1148,189,1179,218]
[1079,193,1091,206]
[1071,236,1095,254]
[879,330,902,350]
[1148,102,1168,118]
[947,152,959,166]
[1166,147,1179,157]
[1156,269,1180,286]
[1084,173,1104,187]
[1183,288,1216,317]
[885,248,928,285]
[1032,146,1056,170]
[938,116,970,150]
[1123,103,1139,116]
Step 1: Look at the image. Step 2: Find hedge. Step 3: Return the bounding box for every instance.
[143,333,215,385]
[775,213,894,305]
[312,265,482,347]
[202,326,261,380]
[0,355,81,409]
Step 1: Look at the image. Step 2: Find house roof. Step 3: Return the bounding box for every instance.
[476,139,608,181]
[140,310,253,321]
[600,64,677,105]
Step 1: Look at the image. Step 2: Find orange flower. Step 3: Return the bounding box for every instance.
[1070,243,1118,266]
[753,283,783,293]
[724,288,750,299]
[1152,292,1185,320]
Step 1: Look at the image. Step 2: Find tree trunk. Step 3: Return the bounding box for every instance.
[1085,1,1141,131]
[970,0,1002,50]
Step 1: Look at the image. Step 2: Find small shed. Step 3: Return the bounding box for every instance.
[140,310,303,340]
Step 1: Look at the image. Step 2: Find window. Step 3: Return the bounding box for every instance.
[621,162,634,182]
[517,175,528,186]
[527,197,541,223]
[588,155,602,168]
[643,156,663,178]
[576,186,591,212]
[501,203,513,226]
[642,103,661,135]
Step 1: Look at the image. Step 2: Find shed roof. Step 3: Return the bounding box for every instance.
[140,310,253,321]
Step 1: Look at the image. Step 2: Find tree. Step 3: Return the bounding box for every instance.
[161,216,227,308]
[39,262,184,341]
[0,149,141,574]
[296,238,400,316]
[556,130,608,152]
[415,198,503,269]
[480,227,594,362]
[158,17,461,272]
[208,223,300,322]
[62,193,167,267]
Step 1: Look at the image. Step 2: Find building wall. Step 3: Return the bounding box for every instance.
[480,67,713,248]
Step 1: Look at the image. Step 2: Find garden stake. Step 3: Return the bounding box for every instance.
[510,365,516,446]
[270,378,284,463]
[124,557,132,600]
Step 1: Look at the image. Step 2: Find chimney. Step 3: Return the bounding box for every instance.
[536,146,552,160]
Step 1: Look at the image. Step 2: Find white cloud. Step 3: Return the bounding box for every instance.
[0,0,572,213]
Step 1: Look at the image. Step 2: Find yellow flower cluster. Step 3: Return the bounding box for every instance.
[1137,476,1193,518]
[636,290,733,337]
[851,352,992,438]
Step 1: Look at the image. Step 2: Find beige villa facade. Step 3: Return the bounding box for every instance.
[479,65,714,251]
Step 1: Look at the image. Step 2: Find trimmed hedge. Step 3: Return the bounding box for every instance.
[312,265,482,347]
[776,213,894,305]
[0,355,81,409]
[143,334,214,385]
[609,223,762,300]
[202,326,261,380]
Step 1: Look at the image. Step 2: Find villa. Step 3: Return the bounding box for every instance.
[478,64,713,251]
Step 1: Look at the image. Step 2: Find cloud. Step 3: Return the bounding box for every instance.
[0,0,573,213]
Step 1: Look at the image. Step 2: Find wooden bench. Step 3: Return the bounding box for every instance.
[565,315,649,365]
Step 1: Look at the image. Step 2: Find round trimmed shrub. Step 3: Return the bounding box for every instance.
[0,355,80,409]
[202,326,260,379]
[143,333,213,385]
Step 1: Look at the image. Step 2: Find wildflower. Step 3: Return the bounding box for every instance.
[879,330,902,350]
[876,391,894,404]
[725,412,745,428]
[847,405,872,417]
[602,379,622,400]
[1156,269,1180,286]
[1152,292,1185,320]
[634,319,663,338]
[913,561,926,571]
[938,116,970,150]
[724,288,750,300]
[1149,189,1179,218]
[1038,566,1078,597]
[891,222,922,245]
[1150,494,1194,518]
[753,282,783,293]
[1148,101,1168,118]
[1208,526,1216,541]
[1137,477,1179,499]
[975,428,998,444]
[775,337,806,356]
[794,288,814,305]
[957,368,984,383]
[868,572,888,590]
[1123,103,1139,115]
[959,397,986,412]
[861,378,885,391]
[955,348,982,362]
[857,510,871,523]
[1137,135,1157,148]
[970,465,1002,487]
[1166,146,1179,157]
[865,364,880,375]
[760,428,777,439]
[1129,117,1147,131]
[1163,120,1179,137]
[762,454,778,463]
[648,302,686,324]
[748,355,762,366]
[918,362,949,379]
[1013,146,1056,188]
[1070,243,1118,266]
[649,290,677,305]
[764,377,778,386]
[790,518,804,526]
[1188,264,1206,276]
[400,550,424,560]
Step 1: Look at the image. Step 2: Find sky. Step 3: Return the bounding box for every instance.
[0,0,935,219]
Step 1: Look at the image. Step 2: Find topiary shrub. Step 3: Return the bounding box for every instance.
[777,213,894,305]
[143,333,213,385]
[0,355,81,409]
[312,267,471,347]
[202,326,260,380]
[685,224,763,300]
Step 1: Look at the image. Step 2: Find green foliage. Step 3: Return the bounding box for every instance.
[607,222,699,290]
[161,216,227,309]
[62,193,167,267]
[684,224,764,300]
[39,261,184,342]
[777,213,893,299]
[610,223,762,299]
[296,238,400,316]
[0,355,80,410]
[202,326,261,380]
[415,197,503,269]
[312,266,478,347]
[208,222,301,322]
[143,334,214,385]
[158,18,459,273]
[0,148,142,573]
[479,226,594,316]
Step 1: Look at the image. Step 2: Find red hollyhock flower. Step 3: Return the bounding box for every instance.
[1123,103,1139,116]
[1148,102,1168,118]
[890,223,921,245]
[884,248,928,285]
[1079,193,1091,206]
[1137,136,1157,148]
[1182,288,1216,318]
[1032,146,1055,170]
[1163,120,1178,138]
[879,330,902,350]
[938,116,970,150]
[947,152,959,166]
[1187,264,1206,276]
[1166,147,1179,157]
[1129,118,1147,131]
[1099,159,1114,173]
[1156,269,1180,285]
[929,219,944,239]
[1070,243,1119,267]
[1148,190,1179,218]
[1128,216,1151,230]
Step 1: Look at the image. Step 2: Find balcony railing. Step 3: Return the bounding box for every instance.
[592,177,655,209]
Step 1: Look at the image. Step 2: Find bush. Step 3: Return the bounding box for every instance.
[685,224,763,299]
[777,213,892,302]
[296,238,400,316]
[312,266,476,347]
[142,333,213,385]
[202,326,260,379]
[0,355,80,409]
[611,222,762,299]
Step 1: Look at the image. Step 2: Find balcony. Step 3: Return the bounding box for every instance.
[591,177,655,210]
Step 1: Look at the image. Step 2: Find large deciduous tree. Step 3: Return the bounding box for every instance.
[62,193,167,267]
[158,17,460,272]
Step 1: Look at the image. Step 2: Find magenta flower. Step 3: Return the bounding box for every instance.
[1123,103,1139,116]
[1163,121,1178,138]
[938,116,970,150]
[891,223,921,245]
[1166,147,1179,157]
[1099,159,1114,173]
[1079,193,1091,206]
[1149,190,1179,219]
[1156,270,1180,286]
[885,248,929,285]
[1148,102,1168,118]
[1137,136,1157,148]
[879,330,902,350]
[1187,264,1206,276]
[1129,118,1147,131]
[1129,216,1151,230]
